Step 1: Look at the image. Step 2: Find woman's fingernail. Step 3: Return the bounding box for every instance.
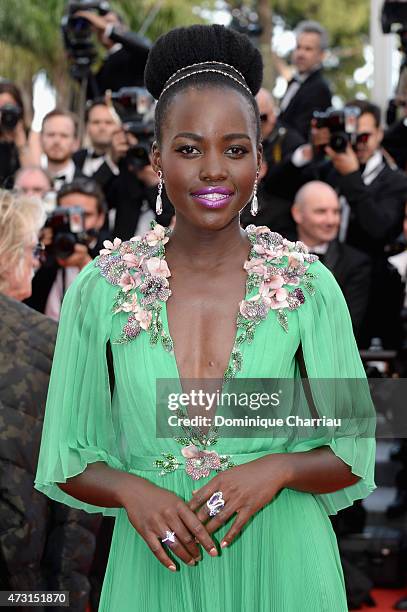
[221,541,228,548]
[195,556,202,562]
[169,564,177,572]
[188,560,196,566]
[209,547,218,556]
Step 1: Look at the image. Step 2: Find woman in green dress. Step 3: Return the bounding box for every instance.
[35,25,376,611]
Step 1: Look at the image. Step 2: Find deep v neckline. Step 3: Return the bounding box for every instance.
[96,222,317,381]
[161,240,253,382]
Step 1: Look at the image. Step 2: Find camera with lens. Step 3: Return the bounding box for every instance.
[312,106,361,153]
[0,104,23,132]
[45,207,95,260]
[111,87,155,172]
[61,0,111,78]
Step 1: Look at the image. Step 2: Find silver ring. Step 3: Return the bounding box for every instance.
[161,530,176,544]
[206,491,225,517]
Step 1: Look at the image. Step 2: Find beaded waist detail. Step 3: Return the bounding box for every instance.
[128,448,285,474]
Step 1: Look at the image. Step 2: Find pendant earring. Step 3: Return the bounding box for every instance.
[156,170,163,215]
[251,171,259,216]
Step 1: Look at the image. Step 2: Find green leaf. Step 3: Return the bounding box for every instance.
[161,334,174,353]
[304,281,316,296]
[224,365,235,382]
[276,309,289,333]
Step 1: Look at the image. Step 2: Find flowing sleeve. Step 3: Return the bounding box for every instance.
[35,260,125,516]
[295,260,376,515]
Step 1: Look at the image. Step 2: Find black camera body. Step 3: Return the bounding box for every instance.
[0,104,23,132]
[111,87,155,172]
[45,207,92,260]
[313,107,360,153]
[61,0,111,78]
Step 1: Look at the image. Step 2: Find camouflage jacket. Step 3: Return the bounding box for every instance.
[0,294,101,611]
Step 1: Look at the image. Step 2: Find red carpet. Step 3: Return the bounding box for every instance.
[358,589,407,611]
[87,589,407,611]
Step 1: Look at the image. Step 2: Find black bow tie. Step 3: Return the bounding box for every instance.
[89,151,105,159]
[54,174,66,182]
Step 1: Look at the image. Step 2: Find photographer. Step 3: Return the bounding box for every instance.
[0,81,29,188]
[292,99,407,347]
[96,90,175,237]
[71,6,151,99]
[106,123,166,239]
[26,178,110,319]
[302,100,406,254]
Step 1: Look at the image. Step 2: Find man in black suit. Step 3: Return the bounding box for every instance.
[73,100,121,192]
[73,100,173,238]
[279,20,332,140]
[291,99,407,347]
[40,110,83,191]
[74,9,151,99]
[292,181,371,340]
[241,88,305,237]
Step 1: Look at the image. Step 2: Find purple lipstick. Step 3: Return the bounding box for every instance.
[190,186,234,209]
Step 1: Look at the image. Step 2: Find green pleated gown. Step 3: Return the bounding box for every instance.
[35,227,376,612]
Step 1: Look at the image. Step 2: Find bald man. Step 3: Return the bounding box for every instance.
[292,181,371,339]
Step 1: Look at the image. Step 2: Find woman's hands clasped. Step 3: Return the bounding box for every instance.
[123,479,219,572]
[124,455,289,571]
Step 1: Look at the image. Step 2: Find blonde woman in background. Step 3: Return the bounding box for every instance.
[0,189,44,300]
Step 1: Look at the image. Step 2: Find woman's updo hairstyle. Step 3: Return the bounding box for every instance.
[144,24,263,144]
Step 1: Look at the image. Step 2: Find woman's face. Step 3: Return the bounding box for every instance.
[3,236,40,301]
[153,86,261,231]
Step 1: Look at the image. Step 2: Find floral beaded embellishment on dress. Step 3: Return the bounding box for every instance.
[224,225,318,380]
[96,226,174,352]
[95,221,318,380]
[154,410,236,480]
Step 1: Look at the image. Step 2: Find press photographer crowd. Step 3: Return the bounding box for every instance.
[1,0,407,610]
